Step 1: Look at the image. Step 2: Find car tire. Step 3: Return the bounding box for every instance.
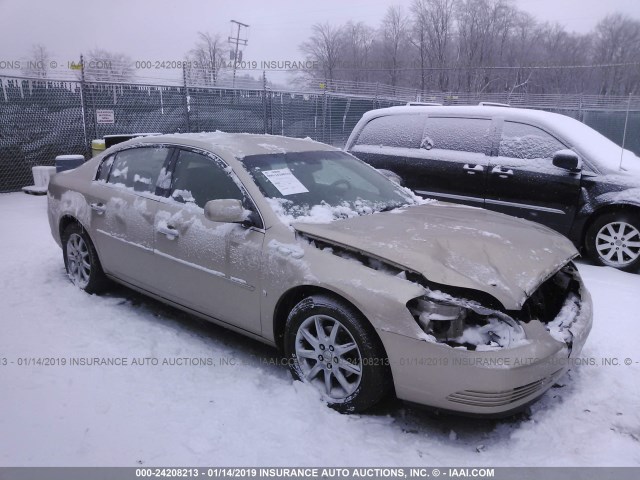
[585,211,640,272]
[283,294,391,413]
[61,223,109,293]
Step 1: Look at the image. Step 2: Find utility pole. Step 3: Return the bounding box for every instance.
[228,20,249,89]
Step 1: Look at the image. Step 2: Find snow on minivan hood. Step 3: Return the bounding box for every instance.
[293,203,578,310]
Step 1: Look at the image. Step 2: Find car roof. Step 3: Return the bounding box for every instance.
[117,132,337,158]
[360,104,567,123]
[347,105,610,166]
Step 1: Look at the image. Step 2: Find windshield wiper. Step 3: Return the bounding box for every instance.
[377,204,400,213]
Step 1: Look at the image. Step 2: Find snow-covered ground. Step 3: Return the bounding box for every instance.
[1,192,639,466]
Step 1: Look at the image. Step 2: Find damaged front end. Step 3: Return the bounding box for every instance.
[407,263,589,354]
[299,228,593,413]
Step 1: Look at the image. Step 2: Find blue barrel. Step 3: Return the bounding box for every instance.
[55,155,85,173]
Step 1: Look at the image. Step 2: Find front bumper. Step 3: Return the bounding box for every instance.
[379,274,593,415]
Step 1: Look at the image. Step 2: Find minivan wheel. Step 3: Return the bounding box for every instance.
[585,212,640,271]
[283,295,391,413]
[62,223,109,293]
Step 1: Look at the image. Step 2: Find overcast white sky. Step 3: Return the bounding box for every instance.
[1,0,639,83]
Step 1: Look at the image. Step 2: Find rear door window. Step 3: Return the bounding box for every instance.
[107,146,171,193]
[96,155,114,182]
[422,117,493,154]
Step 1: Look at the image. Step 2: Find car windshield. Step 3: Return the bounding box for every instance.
[241,150,417,222]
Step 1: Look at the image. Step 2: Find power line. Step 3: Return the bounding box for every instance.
[328,61,640,72]
[180,60,640,73]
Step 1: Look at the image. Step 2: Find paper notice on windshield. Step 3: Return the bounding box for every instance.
[262,168,309,195]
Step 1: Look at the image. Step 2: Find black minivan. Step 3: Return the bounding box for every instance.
[346,105,640,271]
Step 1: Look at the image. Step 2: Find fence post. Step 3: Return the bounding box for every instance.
[262,71,267,133]
[78,55,90,156]
[374,82,379,109]
[619,93,632,170]
[262,70,272,135]
[327,89,332,145]
[182,64,191,133]
[322,79,328,143]
[281,91,284,136]
[578,94,583,122]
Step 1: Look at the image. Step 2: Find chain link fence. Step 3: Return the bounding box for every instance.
[1,72,639,192]
[0,78,87,191]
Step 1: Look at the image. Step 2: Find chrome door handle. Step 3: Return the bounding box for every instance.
[157,224,179,238]
[90,202,106,214]
[491,166,514,177]
[463,164,485,174]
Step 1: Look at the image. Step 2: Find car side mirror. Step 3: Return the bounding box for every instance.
[204,199,247,224]
[552,150,582,172]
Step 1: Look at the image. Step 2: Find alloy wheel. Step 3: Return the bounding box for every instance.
[295,314,363,401]
[66,233,91,288]
[595,221,640,267]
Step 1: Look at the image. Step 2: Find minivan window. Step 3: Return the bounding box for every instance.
[422,117,492,154]
[355,114,425,148]
[499,122,566,160]
[107,146,171,193]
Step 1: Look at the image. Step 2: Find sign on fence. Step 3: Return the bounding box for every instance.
[96,109,115,124]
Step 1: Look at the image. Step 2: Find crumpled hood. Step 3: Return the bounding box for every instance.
[293,203,578,310]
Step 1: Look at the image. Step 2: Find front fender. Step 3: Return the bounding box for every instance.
[260,234,429,343]
[594,188,640,208]
[571,187,640,245]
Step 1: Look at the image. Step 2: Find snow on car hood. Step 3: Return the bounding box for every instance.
[293,203,578,310]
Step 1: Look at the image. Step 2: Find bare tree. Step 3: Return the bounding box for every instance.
[381,6,409,87]
[534,24,593,94]
[300,23,344,82]
[502,12,539,94]
[455,0,488,91]
[410,1,430,91]
[455,0,515,92]
[83,49,134,83]
[342,21,375,83]
[186,32,228,86]
[22,44,51,79]
[593,14,640,95]
[411,0,457,91]
[296,3,640,95]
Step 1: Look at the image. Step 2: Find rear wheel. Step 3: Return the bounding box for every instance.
[283,295,391,413]
[585,211,640,271]
[62,223,109,293]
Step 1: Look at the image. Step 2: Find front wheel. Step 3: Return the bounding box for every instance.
[283,295,391,413]
[585,211,640,271]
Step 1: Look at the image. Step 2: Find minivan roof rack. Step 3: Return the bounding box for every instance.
[406,101,443,106]
[478,102,510,107]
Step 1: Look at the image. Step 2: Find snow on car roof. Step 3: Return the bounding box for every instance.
[355,105,640,174]
[128,132,336,159]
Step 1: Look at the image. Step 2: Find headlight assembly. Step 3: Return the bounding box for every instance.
[407,296,527,351]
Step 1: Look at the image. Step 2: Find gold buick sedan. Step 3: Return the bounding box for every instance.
[47,132,592,415]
